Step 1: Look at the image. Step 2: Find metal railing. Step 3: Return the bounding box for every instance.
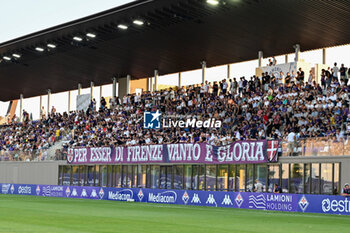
[0,150,47,161]
[281,137,350,157]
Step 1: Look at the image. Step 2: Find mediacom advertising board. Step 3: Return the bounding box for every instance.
[1,183,349,215]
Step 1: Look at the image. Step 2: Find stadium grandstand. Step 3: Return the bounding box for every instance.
[2,1,350,227]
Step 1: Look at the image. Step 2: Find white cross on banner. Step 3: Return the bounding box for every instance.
[267,140,280,162]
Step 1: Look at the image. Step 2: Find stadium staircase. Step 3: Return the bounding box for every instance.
[44,134,70,161]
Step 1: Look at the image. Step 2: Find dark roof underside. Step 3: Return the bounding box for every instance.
[1,0,350,101]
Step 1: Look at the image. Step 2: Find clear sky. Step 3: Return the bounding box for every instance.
[0,0,133,116]
[0,0,133,43]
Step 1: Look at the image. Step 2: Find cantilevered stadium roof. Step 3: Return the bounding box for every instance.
[1,0,350,100]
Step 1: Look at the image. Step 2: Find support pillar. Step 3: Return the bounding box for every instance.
[19,94,23,122]
[322,48,327,65]
[154,70,158,91]
[47,89,51,116]
[90,82,94,100]
[78,83,82,95]
[227,64,231,79]
[285,55,288,63]
[258,51,263,67]
[294,44,300,62]
[68,91,71,113]
[112,77,117,97]
[126,75,131,95]
[118,76,131,98]
[100,85,103,99]
[39,95,42,119]
[201,61,206,83]
[147,78,153,92]
[178,72,182,87]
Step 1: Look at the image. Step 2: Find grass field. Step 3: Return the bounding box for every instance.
[0,195,349,233]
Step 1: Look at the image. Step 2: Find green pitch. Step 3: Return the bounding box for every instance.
[0,195,348,233]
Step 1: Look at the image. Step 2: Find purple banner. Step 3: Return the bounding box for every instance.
[2,183,349,215]
[67,140,279,165]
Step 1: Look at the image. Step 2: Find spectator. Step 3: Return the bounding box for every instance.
[285,72,291,87]
[100,97,107,110]
[287,130,296,156]
[272,56,277,66]
[321,69,326,89]
[254,179,263,192]
[213,81,219,96]
[222,79,228,94]
[333,62,339,81]
[341,183,350,196]
[277,71,284,87]
[273,184,282,193]
[238,78,243,94]
[298,68,304,84]
[340,64,348,85]
[308,69,313,83]
[41,106,46,119]
[268,59,273,66]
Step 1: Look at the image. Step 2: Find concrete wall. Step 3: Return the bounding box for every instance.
[130,78,148,94]
[0,161,65,185]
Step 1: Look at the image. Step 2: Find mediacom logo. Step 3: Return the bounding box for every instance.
[148,191,177,203]
[108,189,133,201]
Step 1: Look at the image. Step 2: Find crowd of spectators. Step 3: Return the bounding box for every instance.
[0,110,68,160]
[70,63,350,148]
[1,62,350,156]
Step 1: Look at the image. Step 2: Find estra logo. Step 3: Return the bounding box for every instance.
[18,186,32,194]
[322,198,350,213]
